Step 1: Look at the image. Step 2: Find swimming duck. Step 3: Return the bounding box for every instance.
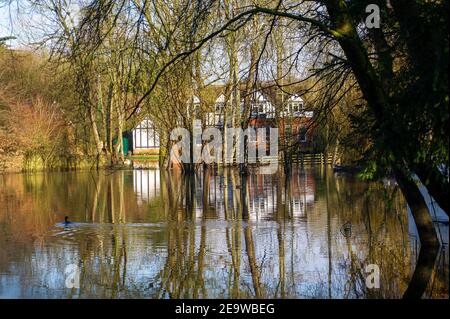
[64,216,72,225]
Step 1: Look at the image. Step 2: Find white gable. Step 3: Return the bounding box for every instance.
[216,94,226,103]
[193,95,200,104]
[289,95,304,103]
[255,92,267,102]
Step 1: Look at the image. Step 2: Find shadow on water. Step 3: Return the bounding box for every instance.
[0,166,447,298]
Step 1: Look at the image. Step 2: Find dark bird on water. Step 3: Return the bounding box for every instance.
[64,216,72,225]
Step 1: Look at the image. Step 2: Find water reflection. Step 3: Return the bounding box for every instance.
[0,167,447,298]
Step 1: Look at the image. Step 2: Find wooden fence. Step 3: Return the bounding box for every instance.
[290,153,335,165]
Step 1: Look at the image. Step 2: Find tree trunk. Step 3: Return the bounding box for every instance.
[394,167,440,298]
[324,1,441,298]
[414,163,449,216]
[88,105,104,168]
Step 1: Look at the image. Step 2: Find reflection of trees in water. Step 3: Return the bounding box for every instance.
[322,169,438,299]
[155,166,427,298]
[0,168,448,298]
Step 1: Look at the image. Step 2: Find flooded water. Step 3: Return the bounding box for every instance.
[0,167,448,299]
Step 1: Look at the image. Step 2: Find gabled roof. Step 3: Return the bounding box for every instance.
[254,91,269,103]
[289,94,304,103]
[183,80,308,109]
[193,96,200,104]
[215,94,226,103]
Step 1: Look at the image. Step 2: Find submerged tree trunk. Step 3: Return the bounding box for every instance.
[324,1,441,298]
[414,163,449,217]
[394,167,440,299]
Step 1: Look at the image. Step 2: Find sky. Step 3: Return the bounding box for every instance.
[0,3,23,48]
[0,2,55,49]
[0,1,308,84]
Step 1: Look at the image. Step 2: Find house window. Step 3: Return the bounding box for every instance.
[258,103,264,114]
[299,127,308,142]
[265,103,275,118]
[249,126,257,142]
[216,102,225,111]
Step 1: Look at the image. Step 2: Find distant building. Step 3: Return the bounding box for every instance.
[129,86,315,157]
[247,92,314,149]
[130,117,160,155]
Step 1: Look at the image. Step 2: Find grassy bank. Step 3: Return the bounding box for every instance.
[128,154,160,161]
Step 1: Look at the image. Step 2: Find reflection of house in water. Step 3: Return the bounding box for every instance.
[185,168,316,220]
[132,167,317,220]
[248,169,315,219]
[192,172,225,219]
[133,170,160,205]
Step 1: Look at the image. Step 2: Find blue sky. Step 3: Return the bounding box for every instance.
[0,4,21,47]
[0,2,82,49]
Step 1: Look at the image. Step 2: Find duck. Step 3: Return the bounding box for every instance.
[63,216,72,226]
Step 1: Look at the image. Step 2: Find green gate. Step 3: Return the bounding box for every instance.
[112,134,129,156]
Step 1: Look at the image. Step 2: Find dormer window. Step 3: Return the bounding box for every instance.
[251,92,274,118]
[258,104,264,114]
[216,103,224,111]
[287,95,304,117]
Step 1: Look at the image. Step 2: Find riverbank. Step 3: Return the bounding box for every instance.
[0,154,162,174]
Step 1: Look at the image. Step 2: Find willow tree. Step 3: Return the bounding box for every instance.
[126,0,448,298]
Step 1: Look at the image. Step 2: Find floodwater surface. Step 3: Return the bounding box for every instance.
[0,167,448,298]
